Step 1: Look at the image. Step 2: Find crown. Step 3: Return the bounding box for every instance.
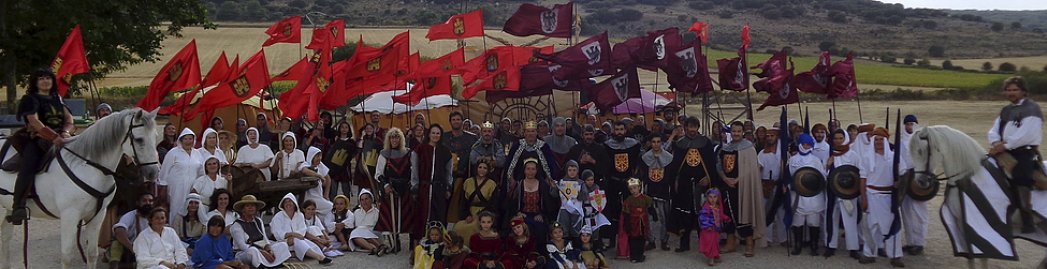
[627,177,642,187]
[524,120,538,130]
[481,121,495,129]
[523,157,539,166]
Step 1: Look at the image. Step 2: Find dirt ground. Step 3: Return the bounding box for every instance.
[5,99,1046,268]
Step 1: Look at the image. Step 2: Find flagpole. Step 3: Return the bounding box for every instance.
[856,94,864,123]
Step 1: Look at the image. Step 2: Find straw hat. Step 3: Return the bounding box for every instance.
[233,195,266,212]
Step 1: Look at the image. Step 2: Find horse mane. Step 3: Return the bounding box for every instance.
[922,125,986,180]
[65,108,149,160]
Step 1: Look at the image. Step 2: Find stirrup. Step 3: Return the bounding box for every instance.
[5,207,28,225]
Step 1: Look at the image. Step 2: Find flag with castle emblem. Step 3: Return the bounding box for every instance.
[586,66,640,112]
[426,10,485,41]
[262,16,302,46]
[52,25,90,96]
[460,46,522,99]
[138,40,201,111]
[503,2,574,38]
[186,50,269,120]
[160,52,230,116]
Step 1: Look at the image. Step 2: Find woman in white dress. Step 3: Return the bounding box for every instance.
[351,189,385,255]
[160,128,203,221]
[133,207,189,269]
[301,199,338,255]
[270,193,333,264]
[192,156,228,212]
[206,189,238,228]
[230,195,291,268]
[234,127,275,181]
[272,132,305,180]
[196,128,228,165]
[299,146,334,216]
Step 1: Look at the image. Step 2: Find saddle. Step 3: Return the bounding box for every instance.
[0,129,56,173]
[993,150,1047,190]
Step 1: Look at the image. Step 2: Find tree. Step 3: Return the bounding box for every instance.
[916,59,931,67]
[828,10,847,23]
[999,62,1017,72]
[1043,64,1047,73]
[941,60,954,70]
[982,62,993,71]
[991,22,1004,32]
[1012,22,1022,29]
[288,0,308,9]
[0,0,213,112]
[819,41,836,52]
[903,58,916,65]
[928,45,945,58]
[217,1,244,21]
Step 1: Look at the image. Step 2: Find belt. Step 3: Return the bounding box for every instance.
[867,185,895,192]
[1010,145,1039,151]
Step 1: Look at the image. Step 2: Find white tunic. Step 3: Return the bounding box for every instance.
[270,193,323,260]
[813,140,830,164]
[299,147,333,215]
[191,175,228,207]
[351,206,380,239]
[160,145,202,221]
[789,153,827,214]
[987,98,1043,149]
[236,127,276,181]
[758,145,782,181]
[133,227,188,269]
[207,209,239,228]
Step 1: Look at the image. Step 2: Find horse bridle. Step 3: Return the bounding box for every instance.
[911,134,960,182]
[61,114,158,176]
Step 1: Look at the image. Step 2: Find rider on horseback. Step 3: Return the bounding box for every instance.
[7,68,75,224]
[988,76,1044,233]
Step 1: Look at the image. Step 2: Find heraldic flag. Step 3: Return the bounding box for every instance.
[263,16,302,46]
[138,40,201,111]
[160,52,230,116]
[426,10,485,41]
[52,25,90,97]
[503,2,574,38]
[586,66,640,112]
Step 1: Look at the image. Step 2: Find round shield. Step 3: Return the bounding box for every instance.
[828,165,861,199]
[793,167,825,197]
[906,170,939,201]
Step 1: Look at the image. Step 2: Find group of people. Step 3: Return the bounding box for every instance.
[11,69,1041,269]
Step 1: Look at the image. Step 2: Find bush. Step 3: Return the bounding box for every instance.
[616,8,643,22]
[916,59,931,67]
[1012,22,1022,29]
[942,60,954,70]
[828,10,847,23]
[982,62,993,71]
[718,10,734,19]
[991,22,1004,32]
[881,55,897,63]
[985,71,1047,94]
[903,58,916,65]
[818,41,835,52]
[999,62,1017,72]
[928,45,945,57]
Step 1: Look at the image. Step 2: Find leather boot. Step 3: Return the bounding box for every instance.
[808,227,820,256]
[5,168,32,225]
[744,236,755,257]
[675,230,691,252]
[790,227,804,255]
[724,234,737,253]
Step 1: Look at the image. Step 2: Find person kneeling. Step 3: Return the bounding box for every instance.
[133,208,189,269]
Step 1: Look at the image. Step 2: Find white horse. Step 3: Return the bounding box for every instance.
[0,108,160,269]
[908,125,1047,269]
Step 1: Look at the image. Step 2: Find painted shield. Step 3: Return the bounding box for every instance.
[723,152,737,175]
[540,10,558,34]
[685,148,702,167]
[168,63,184,82]
[614,153,629,173]
[315,77,330,93]
[493,73,508,89]
[793,167,825,197]
[649,168,664,182]
[558,180,580,201]
[828,164,860,199]
[589,189,606,213]
[582,41,602,65]
[232,75,250,97]
[486,53,499,72]
[282,24,293,36]
[612,75,629,101]
[367,57,381,72]
[453,17,466,35]
[653,35,666,60]
[676,47,698,78]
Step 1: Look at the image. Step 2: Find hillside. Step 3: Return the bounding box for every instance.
[202,0,1047,59]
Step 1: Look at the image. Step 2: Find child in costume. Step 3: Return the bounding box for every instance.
[699,188,731,266]
[556,161,588,240]
[576,225,609,269]
[620,178,652,263]
[413,222,446,269]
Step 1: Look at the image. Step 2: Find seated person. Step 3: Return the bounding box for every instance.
[270,193,333,265]
[110,193,154,268]
[191,216,248,269]
[351,189,385,255]
[229,195,291,268]
[170,194,206,254]
[325,195,355,251]
[133,208,189,269]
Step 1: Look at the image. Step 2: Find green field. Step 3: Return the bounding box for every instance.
[704,49,1009,90]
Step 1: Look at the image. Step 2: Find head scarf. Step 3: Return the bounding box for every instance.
[798,133,815,156]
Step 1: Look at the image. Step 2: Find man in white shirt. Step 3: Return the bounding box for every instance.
[899,115,928,256]
[987,76,1044,234]
[110,193,154,268]
[858,128,904,268]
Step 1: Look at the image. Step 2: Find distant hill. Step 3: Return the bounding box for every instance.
[203,0,1047,59]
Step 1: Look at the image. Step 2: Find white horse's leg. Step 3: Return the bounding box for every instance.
[81,209,106,269]
[59,212,82,269]
[0,217,11,269]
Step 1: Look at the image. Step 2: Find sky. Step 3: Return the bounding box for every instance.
[877,0,1047,10]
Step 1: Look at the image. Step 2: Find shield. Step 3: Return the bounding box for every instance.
[582,42,602,65]
[493,73,508,90]
[231,75,250,97]
[792,167,825,197]
[722,152,737,175]
[614,153,629,173]
[905,170,939,201]
[282,24,293,36]
[168,63,184,82]
[653,35,666,60]
[485,54,499,72]
[315,77,330,92]
[558,180,580,201]
[828,165,861,199]
[589,189,606,213]
[779,82,791,98]
[367,58,381,72]
[685,148,702,167]
[649,168,664,182]
[612,75,629,101]
[540,10,558,34]
[676,47,698,78]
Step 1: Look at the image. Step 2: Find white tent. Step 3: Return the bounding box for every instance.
[350,85,458,114]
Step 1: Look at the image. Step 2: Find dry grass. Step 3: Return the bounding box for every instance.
[931,55,1047,72]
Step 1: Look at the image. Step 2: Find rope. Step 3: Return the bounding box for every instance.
[22,218,27,269]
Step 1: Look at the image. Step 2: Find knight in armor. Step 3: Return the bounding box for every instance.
[788,133,827,256]
[987,76,1044,234]
[504,121,557,183]
[413,124,454,240]
[665,117,718,252]
[640,134,672,251]
[602,121,642,246]
[824,129,862,259]
[857,127,905,267]
[899,114,928,255]
[716,121,766,257]
[8,69,76,224]
[374,127,415,254]
[543,117,578,179]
